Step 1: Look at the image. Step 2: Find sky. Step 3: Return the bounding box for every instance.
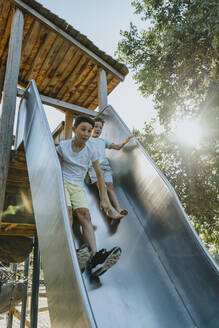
[36,0,156,132]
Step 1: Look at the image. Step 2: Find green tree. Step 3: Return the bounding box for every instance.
[133,121,218,254]
[117,0,219,253]
[118,0,219,127]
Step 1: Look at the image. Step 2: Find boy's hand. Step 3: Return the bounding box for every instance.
[100,198,110,213]
[92,160,111,213]
[110,135,134,150]
[125,135,134,143]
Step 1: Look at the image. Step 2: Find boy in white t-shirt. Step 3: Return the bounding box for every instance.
[56,116,121,277]
[88,117,133,219]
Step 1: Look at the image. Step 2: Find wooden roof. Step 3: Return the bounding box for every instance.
[0,0,128,110]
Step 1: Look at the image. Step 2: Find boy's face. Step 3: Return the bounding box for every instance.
[73,122,93,143]
[92,121,103,138]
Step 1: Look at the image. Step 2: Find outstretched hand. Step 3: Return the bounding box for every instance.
[126,135,134,143]
[100,199,110,214]
[123,135,134,146]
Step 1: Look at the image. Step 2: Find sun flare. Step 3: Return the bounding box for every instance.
[174,119,203,147]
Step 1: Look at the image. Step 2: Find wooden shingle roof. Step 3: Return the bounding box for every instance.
[0,0,128,110]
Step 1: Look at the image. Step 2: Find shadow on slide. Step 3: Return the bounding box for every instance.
[16,80,219,328]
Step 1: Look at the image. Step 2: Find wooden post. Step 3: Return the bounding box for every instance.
[7,264,17,328]
[64,112,74,140]
[20,256,30,328]
[98,68,108,112]
[30,238,40,328]
[0,65,5,104]
[0,0,5,103]
[0,9,24,220]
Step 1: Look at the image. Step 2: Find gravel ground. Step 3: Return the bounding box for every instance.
[0,297,51,327]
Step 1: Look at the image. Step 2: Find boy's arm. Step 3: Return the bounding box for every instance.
[56,143,63,164]
[110,135,133,150]
[57,153,63,164]
[92,160,110,212]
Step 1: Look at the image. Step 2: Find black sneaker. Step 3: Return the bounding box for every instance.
[88,247,121,277]
[76,243,92,272]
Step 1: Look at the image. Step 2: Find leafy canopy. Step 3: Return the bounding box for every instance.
[117,0,219,253]
[133,121,218,254]
[118,0,219,126]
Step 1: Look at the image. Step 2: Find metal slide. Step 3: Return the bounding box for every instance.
[16,80,219,328]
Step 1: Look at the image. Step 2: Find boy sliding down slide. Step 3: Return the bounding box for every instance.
[88,117,133,219]
[56,115,121,277]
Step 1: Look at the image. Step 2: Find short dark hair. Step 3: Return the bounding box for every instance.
[94,117,105,125]
[74,115,94,128]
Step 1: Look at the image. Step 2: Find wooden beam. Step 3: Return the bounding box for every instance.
[14,0,125,81]
[61,56,90,103]
[0,1,13,59]
[64,112,74,140]
[0,66,5,103]
[69,63,98,105]
[0,222,36,235]
[27,292,47,298]
[0,230,36,236]
[52,121,65,138]
[0,222,35,227]
[0,9,24,221]
[56,55,87,100]
[52,121,65,144]
[38,307,48,313]
[25,30,57,82]
[4,223,17,231]
[17,87,97,117]
[98,69,108,112]
[27,307,48,314]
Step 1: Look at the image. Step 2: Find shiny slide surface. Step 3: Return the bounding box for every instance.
[16,81,219,327]
[16,81,96,328]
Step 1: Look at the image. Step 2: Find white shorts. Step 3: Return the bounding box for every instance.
[88,165,113,184]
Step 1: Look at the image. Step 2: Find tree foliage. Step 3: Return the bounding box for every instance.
[133,121,218,254]
[118,0,219,126]
[117,0,219,254]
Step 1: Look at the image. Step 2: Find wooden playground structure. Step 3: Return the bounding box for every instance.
[0,0,128,326]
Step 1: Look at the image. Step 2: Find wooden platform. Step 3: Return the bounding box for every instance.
[1,148,36,237]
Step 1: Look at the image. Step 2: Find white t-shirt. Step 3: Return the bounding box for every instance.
[88,137,111,167]
[56,139,98,187]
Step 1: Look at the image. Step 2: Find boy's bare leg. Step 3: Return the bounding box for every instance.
[106,182,128,217]
[67,206,73,226]
[74,208,97,256]
[96,182,123,219]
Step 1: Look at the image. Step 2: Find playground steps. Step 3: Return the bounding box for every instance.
[1,148,36,237]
